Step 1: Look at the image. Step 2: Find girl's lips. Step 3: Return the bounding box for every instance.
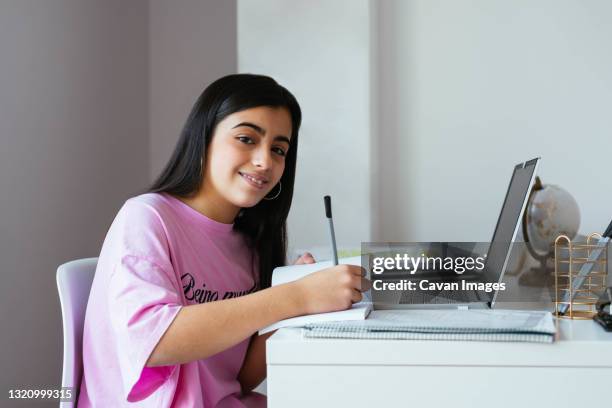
[239,172,267,190]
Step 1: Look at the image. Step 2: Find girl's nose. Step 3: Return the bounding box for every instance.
[252,147,273,170]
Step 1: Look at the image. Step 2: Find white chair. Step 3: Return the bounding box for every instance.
[56,258,97,407]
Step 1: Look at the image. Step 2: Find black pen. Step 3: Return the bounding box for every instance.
[324,195,339,265]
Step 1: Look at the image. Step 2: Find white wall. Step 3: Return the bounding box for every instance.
[149,0,237,180]
[377,0,612,242]
[0,1,149,405]
[238,0,373,253]
[238,0,612,249]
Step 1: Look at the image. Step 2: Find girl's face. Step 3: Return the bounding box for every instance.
[202,106,292,216]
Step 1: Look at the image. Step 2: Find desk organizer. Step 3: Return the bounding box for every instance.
[554,233,609,319]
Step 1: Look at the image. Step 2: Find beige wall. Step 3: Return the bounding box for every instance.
[149,0,237,180]
[0,1,236,406]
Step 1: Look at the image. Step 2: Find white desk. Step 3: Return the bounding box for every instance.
[266,318,612,408]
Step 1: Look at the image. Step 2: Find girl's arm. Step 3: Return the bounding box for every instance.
[236,252,315,393]
[146,263,365,367]
[236,331,274,393]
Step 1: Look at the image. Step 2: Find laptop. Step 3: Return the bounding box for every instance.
[373,157,540,310]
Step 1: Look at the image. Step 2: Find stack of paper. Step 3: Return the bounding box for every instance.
[303,309,557,343]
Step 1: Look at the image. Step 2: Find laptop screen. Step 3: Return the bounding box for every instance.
[484,158,539,305]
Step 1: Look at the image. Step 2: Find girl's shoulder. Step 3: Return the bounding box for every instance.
[118,192,236,240]
[101,193,175,271]
[119,192,212,235]
[121,192,175,219]
[126,191,168,208]
[113,193,178,235]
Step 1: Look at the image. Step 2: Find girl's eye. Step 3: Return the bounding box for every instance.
[272,147,287,157]
[237,136,255,144]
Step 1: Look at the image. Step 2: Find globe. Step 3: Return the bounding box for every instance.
[524,177,581,257]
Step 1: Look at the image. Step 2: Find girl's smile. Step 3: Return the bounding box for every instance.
[238,171,269,189]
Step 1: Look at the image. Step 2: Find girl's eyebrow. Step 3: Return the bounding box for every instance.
[232,122,291,144]
[233,122,265,134]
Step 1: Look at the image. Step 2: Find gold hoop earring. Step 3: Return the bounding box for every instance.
[263,181,282,200]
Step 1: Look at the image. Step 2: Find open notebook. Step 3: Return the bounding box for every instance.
[259,256,372,334]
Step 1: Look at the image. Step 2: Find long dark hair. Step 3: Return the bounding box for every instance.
[149,74,301,289]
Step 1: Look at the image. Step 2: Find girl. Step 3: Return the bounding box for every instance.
[78,74,367,407]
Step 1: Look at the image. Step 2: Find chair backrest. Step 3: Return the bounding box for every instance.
[56,258,97,407]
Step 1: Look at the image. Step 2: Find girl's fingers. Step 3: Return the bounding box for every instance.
[348,266,366,277]
[302,252,315,263]
[294,252,316,265]
[351,289,363,303]
[360,277,372,292]
[351,276,372,292]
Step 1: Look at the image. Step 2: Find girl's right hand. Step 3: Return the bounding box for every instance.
[294,264,371,315]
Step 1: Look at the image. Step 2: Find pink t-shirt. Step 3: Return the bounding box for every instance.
[78,193,266,407]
